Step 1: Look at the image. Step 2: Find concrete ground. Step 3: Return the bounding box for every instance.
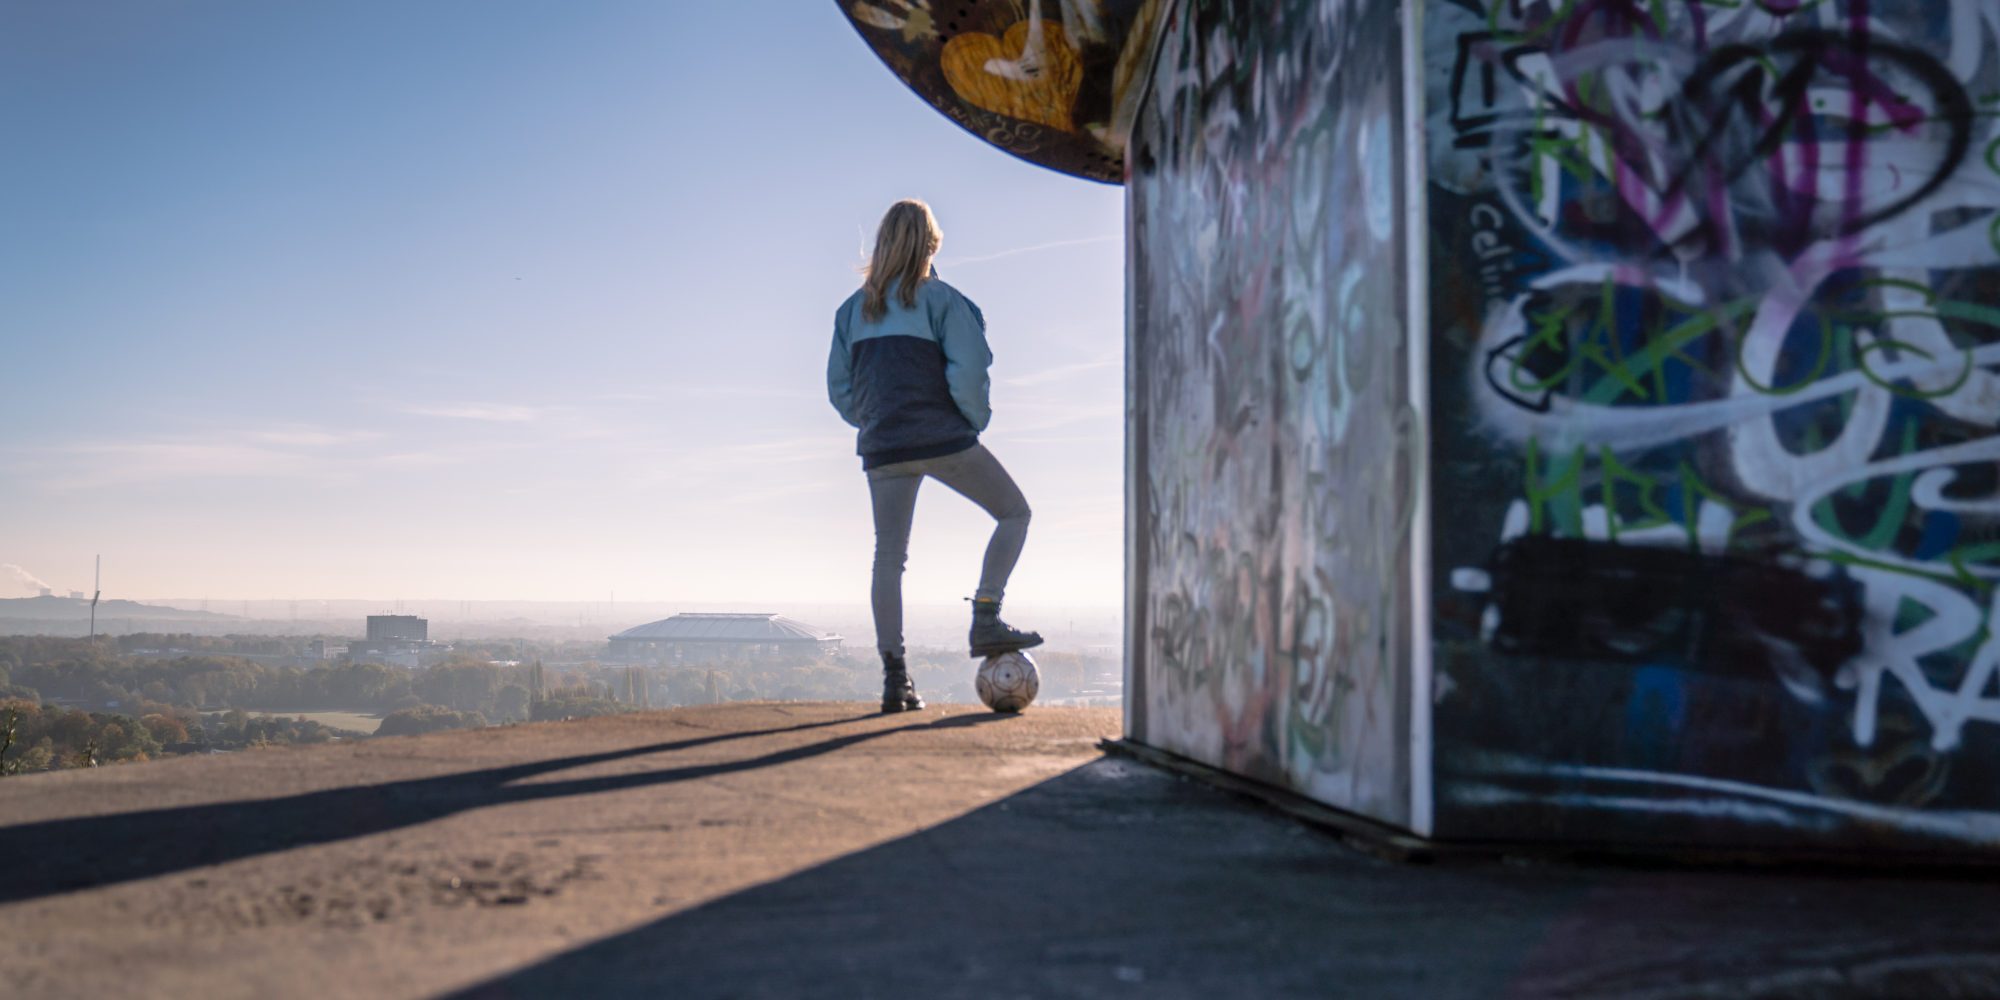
[3,702,1999,999]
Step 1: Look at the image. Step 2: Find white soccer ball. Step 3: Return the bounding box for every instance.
[975,651,1039,713]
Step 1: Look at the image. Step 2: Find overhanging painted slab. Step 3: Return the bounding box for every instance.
[836,0,1167,183]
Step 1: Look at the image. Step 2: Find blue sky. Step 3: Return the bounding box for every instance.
[0,2,1125,607]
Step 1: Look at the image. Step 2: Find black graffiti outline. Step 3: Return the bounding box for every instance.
[1448,25,1977,256]
[1665,29,1976,241]
[1446,29,1595,153]
[1483,333,1558,413]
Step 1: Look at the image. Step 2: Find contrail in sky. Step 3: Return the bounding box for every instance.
[938,235,1119,267]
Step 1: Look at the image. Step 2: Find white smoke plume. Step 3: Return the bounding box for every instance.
[3,564,56,596]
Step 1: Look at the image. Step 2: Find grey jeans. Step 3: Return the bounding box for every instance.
[867,443,1031,656]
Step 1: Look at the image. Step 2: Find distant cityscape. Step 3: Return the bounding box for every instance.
[0,591,1122,655]
[0,585,1125,771]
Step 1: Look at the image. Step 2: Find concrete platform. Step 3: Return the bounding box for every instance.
[3,702,1999,999]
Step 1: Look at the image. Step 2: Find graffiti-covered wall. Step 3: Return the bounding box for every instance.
[1128,0,1416,824]
[1426,1,2000,848]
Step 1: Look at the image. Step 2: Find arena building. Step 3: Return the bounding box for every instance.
[607,613,842,664]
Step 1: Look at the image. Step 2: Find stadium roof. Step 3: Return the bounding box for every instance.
[609,613,840,644]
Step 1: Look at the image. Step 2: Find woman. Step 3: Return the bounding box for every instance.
[828,199,1043,713]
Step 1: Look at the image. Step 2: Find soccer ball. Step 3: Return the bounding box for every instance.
[975,651,1039,713]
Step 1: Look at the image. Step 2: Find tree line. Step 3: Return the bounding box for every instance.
[0,700,363,772]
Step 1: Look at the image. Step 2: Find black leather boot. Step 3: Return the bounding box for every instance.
[881,651,923,713]
[968,598,1043,658]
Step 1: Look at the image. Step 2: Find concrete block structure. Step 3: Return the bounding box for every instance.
[365,614,428,642]
[842,0,2000,853]
[349,613,443,667]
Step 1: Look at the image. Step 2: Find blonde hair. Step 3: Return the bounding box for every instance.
[861,199,942,322]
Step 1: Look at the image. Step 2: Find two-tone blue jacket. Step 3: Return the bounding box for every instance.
[827,273,992,469]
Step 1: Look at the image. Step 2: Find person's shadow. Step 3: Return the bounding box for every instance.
[0,709,1013,906]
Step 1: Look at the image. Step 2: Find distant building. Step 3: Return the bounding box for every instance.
[67,590,84,600]
[366,615,428,642]
[608,613,841,664]
[349,614,441,667]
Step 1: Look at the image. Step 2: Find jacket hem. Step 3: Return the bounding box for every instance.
[861,436,979,470]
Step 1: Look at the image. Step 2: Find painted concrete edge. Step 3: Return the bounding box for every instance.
[1402,0,1436,839]
[1104,738,2000,872]
[1120,0,1182,745]
[1102,738,1434,857]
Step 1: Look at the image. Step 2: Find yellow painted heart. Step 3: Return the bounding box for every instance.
[941,21,1081,133]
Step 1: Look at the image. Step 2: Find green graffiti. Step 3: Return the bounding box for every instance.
[1524,437,1586,536]
[1525,441,1766,550]
[1599,447,1674,542]
[1677,460,1773,549]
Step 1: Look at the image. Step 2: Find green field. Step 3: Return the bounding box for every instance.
[248,710,384,734]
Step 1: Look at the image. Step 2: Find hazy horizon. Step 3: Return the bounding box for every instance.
[0,592,1124,654]
[2,2,1125,610]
